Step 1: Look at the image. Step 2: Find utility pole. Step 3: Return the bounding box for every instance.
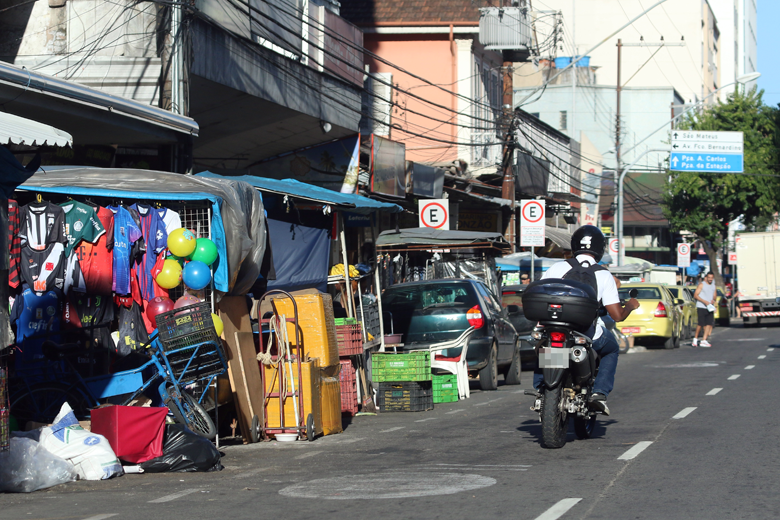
[614,38,622,263]
[501,57,516,252]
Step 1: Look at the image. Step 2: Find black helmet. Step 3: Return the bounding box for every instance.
[571,225,606,262]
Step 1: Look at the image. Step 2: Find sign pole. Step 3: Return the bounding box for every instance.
[520,199,545,281]
[530,247,535,282]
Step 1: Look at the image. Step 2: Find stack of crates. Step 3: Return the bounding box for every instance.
[432,373,458,403]
[339,359,358,415]
[371,352,433,412]
[335,318,362,356]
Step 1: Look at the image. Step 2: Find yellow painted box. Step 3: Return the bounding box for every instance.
[270,293,339,368]
[320,371,343,436]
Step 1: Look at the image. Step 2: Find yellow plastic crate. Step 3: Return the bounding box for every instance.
[270,294,339,368]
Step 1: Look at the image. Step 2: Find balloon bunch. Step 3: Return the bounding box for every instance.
[155,228,219,291]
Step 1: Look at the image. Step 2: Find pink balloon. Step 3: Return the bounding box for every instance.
[174,294,201,309]
[147,296,174,322]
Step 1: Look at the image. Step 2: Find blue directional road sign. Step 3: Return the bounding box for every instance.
[669,130,743,173]
[669,152,743,172]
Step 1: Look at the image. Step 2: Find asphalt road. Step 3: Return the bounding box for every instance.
[2,323,778,520]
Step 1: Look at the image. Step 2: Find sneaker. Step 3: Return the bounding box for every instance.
[588,393,611,416]
[692,337,698,347]
[700,339,712,347]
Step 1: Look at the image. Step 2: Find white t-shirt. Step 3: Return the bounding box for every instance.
[541,254,620,339]
[157,208,182,235]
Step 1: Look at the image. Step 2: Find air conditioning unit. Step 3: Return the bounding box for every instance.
[479,7,532,56]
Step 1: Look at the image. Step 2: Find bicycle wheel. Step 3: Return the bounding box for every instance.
[167,390,217,440]
[10,383,90,427]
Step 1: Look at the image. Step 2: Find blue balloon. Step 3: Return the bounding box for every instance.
[182,260,212,290]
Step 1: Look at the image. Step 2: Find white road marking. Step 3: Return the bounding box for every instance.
[758,355,767,359]
[673,407,697,419]
[380,426,405,433]
[706,388,723,396]
[735,338,766,341]
[745,365,755,370]
[513,389,528,394]
[82,515,118,520]
[148,489,200,503]
[415,418,437,423]
[474,398,503,406]
[445,409,464,414]
[728,374,741,380]
[534,498,583,520]
[768,348,775,352]
[617,441,653,460]
[294,451,322,460]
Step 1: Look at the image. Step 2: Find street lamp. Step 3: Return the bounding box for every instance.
[615,72,761,266]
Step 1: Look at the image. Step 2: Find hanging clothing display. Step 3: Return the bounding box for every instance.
[18,201,66,251]
[10,288,61,365]
[60,200,106,256]
[8,200,20,288]
[20,242,65,295]
[108,205,142,295]
[62,293,115,353]
[117,302,149,357]
[75,205,114,295]
[157,207,182,235]
[130,203,167,301]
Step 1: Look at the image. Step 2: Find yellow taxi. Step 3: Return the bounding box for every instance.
[666,285,698,339]
[617,283,682,349]
[715,288,730,327]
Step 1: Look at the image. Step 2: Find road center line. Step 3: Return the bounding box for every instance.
[148,489,200,503]
[294,451,322,460]
[82,515,118,520]
[617,441,653,460]
[728,374,741,380]
[415,418,437,423]
[380,426,405,433]
[758,355,766,359]
[673,407,697,419]
[735,338,766,341]
[444,409,463,414]
[768,348,775,352]
[706,388,723,396]
[745,365,755,370]
[534,498,583,520]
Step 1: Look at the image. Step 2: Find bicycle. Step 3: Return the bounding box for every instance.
[10,303,226,440]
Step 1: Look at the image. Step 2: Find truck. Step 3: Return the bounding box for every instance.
[736,231,780,326]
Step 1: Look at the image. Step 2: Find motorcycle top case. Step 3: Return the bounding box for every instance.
[521,279,599,332]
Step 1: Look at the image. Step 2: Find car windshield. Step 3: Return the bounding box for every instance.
[501,290,524,308]
[383,283,477,311]
[619,287,662,300]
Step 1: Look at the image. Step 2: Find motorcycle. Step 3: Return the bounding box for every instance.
[521,278,636,449]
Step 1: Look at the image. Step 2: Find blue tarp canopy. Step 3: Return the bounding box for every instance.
[196,172,403,215]
[266,219,330,293]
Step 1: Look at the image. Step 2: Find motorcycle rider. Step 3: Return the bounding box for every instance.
[533,225,639,415]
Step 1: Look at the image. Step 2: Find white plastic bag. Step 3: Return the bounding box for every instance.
[0,437,78,493]
[39,402,124,481]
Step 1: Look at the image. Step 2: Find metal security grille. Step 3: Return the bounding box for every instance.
[164,201,213,308]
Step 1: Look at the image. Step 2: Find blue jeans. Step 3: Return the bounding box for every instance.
[533,325,620,397]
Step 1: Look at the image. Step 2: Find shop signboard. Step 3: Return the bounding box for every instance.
[458,211,499,233]
[371,135,406,198]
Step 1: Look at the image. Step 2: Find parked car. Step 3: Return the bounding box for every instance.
[500,285,536,367]
[666,286,698,339]
[617,283,683,349]
[715,288,730,327]
[382,279,520,390]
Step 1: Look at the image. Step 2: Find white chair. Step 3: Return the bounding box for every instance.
[409,327,475,400]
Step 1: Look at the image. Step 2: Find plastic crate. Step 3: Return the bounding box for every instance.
[334,317,358,326]
[155,302,219,352]
[356,300,381,340]
[339,360,358,415]
[371,352,431,382]
[375,381,433,412]
[336,324,362,356]
[432,373,458,403]
[161,341,227,381]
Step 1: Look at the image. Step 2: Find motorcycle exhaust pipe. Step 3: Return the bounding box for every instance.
[569,347,592,385]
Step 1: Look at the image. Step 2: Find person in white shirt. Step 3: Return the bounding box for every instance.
[533,225,639,415]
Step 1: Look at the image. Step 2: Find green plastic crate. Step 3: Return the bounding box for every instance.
[433,391,459,404]
[371,352,431,382]
[334,317,358,326]
[432,373,457,391]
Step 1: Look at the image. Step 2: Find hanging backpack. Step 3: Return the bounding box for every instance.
[561,258,607,299]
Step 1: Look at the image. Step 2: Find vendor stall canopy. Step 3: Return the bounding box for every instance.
[194,173,403,215]
[0,112,73,148]
[18,169,265,296]
[376,228,510,254]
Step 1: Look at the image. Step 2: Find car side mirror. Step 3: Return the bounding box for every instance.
[776,297,780,304]
[676,299,684,305]
[507,304,521,314]
[629,289,638,299]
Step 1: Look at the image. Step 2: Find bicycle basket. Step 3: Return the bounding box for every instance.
[155,302,219,352]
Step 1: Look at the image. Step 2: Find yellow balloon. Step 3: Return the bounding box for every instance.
[168,228,197,257]
[156,259,183,289]
[211,313,224,337]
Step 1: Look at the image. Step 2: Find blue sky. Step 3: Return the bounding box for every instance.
[757,1,779,107]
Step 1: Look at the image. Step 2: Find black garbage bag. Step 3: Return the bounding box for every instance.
[140,425,223,473]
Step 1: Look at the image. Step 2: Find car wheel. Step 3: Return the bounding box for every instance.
[663,336,675,349]
[479,343,498,391]
[717,317,730,327]
[503,343,522,385]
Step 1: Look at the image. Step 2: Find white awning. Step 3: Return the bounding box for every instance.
[0,111,72,147]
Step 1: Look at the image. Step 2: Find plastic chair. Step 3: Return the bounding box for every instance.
[409,327,475,400]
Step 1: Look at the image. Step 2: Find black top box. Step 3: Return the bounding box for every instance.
[521,279,599,332]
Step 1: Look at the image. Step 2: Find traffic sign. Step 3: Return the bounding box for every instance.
[728,252,737,265]
[670,131,743,173]
[677,243,691,268]
[608,237,619,266]
[418,199,449,229]
[520,199,545,247]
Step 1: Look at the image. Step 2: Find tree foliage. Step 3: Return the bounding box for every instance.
[662,88,780,285]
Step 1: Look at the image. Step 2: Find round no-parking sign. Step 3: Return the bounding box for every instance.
[418,199,449,229]
[677,243,691,267]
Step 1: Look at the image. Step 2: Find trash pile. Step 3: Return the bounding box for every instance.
[0,402,222,493]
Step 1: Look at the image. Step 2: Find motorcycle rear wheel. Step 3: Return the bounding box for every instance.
[541,386,568,449]
[574,414,597,439]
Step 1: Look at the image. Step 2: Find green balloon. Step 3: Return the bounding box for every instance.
[190,237,218,266]
[167,253,186,267]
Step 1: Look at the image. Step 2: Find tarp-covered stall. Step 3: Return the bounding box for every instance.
[18,169,266,296]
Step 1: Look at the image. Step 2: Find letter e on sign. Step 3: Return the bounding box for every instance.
[418,199,450,230]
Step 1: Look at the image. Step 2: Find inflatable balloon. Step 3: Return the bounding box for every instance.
[174,294,201,313]
[156,259,183,289]
[182,260,211,291]
[190,238,218,266]
[212,313,224,337]
[146,296,174,322]
[167,253,187,267]
[167,228,197,257]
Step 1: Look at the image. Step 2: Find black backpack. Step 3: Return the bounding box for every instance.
[561,258,607,302]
